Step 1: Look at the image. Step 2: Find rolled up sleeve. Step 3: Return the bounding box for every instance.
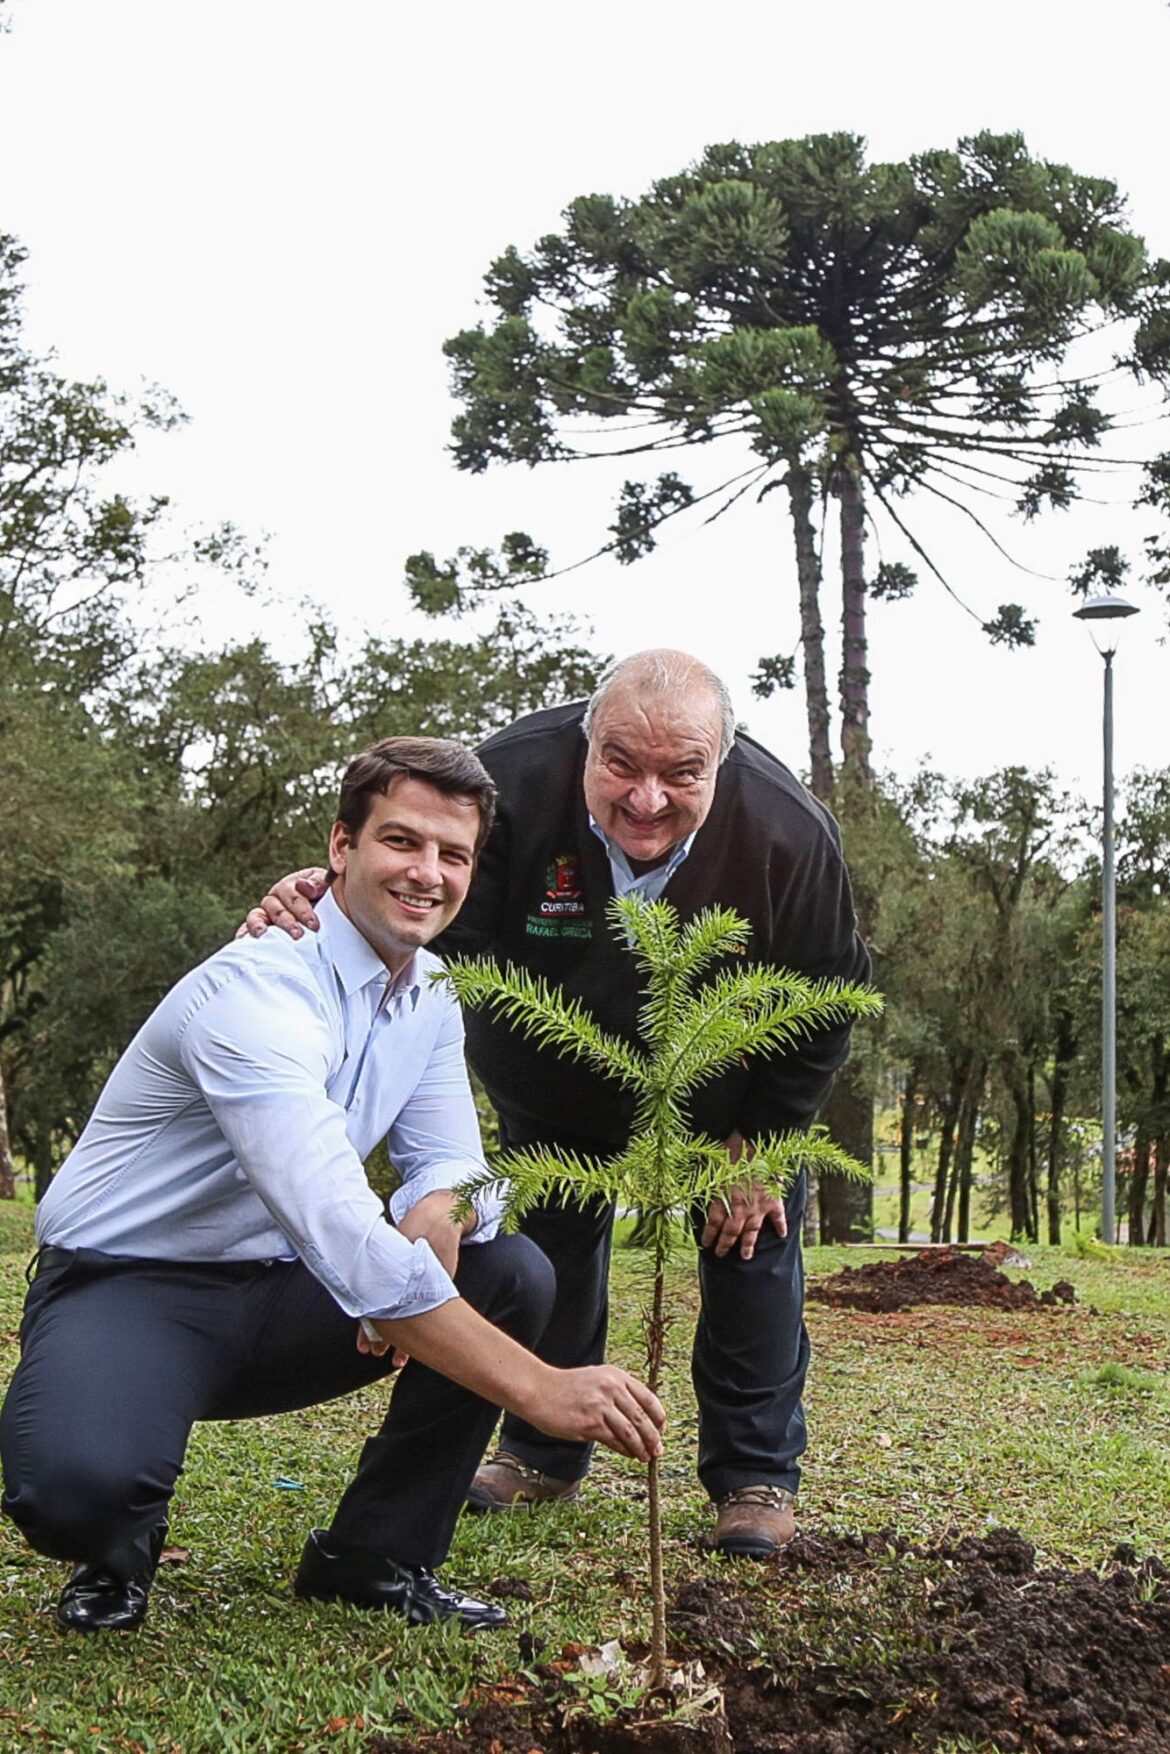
[177,965,460,1320]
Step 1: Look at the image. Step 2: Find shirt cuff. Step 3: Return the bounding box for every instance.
[387,1163,506,1245]
[363,1234,458,1320]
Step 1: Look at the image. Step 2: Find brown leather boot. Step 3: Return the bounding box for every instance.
[465,1451,583,1513]
[708,1485,797,1556]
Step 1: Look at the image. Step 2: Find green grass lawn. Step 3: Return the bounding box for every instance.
[1,1199,1168,1752]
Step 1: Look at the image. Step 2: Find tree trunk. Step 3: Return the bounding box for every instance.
[1046,1075,1064,1245]
[1150,1138,1167,1248]
[942,1138,960,1245]
[1145,1034,1169,1247]
[802,1174,820,1245]
[961,1053,995,1243]
[32,1121,54,1203]
[0,1056,16,1200]
[1129,1128,1150,1250]
[1026,1061,1039,1241]
[898,1067,918,1243]
[836,465,872,788]
[931,1068,962,1242]
[803,460,873,1242]
[786,464,834,803]
[817,783,875,1244]
[957,1091,978,1244]
[949,1058,985,1243]
[1073,1143,1082,1233]
[819,1072,874,1242]
[1046,1012,1075,1245]
[1003,1062,1036,1242]
[646,1240,668,1689]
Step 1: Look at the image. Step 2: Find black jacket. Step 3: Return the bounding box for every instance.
[438,703,870,1151]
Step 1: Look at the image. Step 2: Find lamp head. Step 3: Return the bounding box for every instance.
[1073,592,1141,657]
[1073,594,1141,623]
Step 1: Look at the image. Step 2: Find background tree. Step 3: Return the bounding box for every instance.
[856,768,1097,1246]
[426,132,1168,1240]
[13,880,236,1199]
[434,131,1168,795]
[837,771,946,1242]
[0,677,140,1195]
[941,770,1078,1242]
[1088,769,1170,1244]
[0,229,183,1195]
[346,597,602,749]
[2,603,607,1196]
[0,229,608,1196]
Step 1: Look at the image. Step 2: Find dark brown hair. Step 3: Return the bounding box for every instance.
[334,737,497,854]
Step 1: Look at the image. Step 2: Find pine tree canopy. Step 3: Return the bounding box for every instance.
[434,131,1169,611]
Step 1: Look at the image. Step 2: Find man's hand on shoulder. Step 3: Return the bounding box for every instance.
[236,869,329,940]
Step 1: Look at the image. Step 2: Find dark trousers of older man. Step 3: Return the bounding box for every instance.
[493,1119,809,1500]
[1,1234,553,1583]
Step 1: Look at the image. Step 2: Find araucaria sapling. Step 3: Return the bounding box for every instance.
[446,895,880,1690]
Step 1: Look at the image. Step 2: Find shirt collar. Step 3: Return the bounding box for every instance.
[316,886,420,1001]
[588,816,696,886]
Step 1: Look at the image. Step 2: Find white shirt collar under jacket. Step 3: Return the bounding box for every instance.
[588,816,696,904]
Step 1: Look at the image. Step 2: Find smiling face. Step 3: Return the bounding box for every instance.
[583,683,723,869]
[328,776,479,972]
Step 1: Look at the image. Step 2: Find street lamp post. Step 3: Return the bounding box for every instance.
[1073,593,1140,1243]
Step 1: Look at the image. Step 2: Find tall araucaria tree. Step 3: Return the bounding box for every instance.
[422,131,1170,797]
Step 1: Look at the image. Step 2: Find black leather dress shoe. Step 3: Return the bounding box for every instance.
[56,1523,168,1634]
[294,1528,507,1629]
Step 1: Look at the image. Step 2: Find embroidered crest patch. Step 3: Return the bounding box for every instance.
[526,853,591,938]
[545,854,583,902]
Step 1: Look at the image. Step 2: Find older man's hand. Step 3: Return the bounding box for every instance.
[235,869,329,940]
[700,1130,788,1259]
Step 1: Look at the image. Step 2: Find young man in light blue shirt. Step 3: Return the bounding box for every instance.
[0,736,664,1634]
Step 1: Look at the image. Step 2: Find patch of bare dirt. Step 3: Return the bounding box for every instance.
[806,1248,1077,1314]
[372,1529,1170,1754]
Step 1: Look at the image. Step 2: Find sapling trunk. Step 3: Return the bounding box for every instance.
[645,1227,669,1690]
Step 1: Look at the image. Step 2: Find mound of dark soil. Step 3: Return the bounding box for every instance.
[372,1529,1170,1754]
[806,1248,1077,1314]
[692,1530,1170,1751]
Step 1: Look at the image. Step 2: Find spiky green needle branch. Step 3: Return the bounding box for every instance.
[444,896,881,1690]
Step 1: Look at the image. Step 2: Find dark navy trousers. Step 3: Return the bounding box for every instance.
[0,1234,554,1581]
[495,1116,809,1500]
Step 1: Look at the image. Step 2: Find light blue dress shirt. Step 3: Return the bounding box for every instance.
[37,889,502,1323]
[588,818,696,902]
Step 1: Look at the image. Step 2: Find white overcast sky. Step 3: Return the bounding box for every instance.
[1,0,1167,804]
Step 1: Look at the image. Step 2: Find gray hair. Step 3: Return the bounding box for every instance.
[582,649,736,762]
